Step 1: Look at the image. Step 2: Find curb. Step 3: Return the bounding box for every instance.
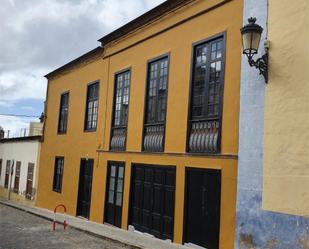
[0,201,142,249]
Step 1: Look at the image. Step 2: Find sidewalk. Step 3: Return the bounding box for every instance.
[0,198,191,249]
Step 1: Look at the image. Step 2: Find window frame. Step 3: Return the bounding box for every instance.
[84,81,100,132]
[57,91,70,134]
[142,53,170,152]
[186,33,226,154]
[109,68,132,151]
[53,157,64,193]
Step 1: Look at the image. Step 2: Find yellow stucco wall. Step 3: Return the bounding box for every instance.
[263,0,309,217]
[36,0,243,248]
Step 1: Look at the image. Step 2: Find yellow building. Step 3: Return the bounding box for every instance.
[263,0,309,217]
[36,0,243,248]
[235,0,309,248]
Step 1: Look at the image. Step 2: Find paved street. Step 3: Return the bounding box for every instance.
[0,204,134,249]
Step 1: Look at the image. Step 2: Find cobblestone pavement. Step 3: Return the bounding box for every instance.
[0,204,133,249]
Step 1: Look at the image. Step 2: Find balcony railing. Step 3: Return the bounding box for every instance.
[143,124,165,152]
[188,119,220,153]
[110,127,127,151]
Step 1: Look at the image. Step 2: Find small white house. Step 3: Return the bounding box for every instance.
[0,135,41,205]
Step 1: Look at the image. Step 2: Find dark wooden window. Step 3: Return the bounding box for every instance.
[110,71,131,151]
[85,82,99,131]
[13,161,21,193]
[58,92,69,133]
[4,160,10,188]
[143,56,169,152]
[0,159,2,181]
[104,162,125,227]
[26,163,34,199]
[188,37,225,153]
[53,157,64,193]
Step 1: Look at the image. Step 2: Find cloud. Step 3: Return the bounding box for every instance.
[0,0,165,134]
[0,69,47,105]
[0,115,37,138]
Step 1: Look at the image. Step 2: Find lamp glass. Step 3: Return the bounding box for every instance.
[242,31,261,55]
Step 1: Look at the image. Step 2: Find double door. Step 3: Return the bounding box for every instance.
[129,164,176,240]
[76,159,93,219]
[184,168,221,249]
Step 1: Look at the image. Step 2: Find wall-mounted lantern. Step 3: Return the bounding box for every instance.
[241,17,268,83]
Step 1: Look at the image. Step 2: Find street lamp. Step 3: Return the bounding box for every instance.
[241,17,268,83]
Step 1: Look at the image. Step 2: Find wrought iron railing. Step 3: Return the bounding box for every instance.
[110,127,127,151]
[188,119,220,153]
[143,124,165,152]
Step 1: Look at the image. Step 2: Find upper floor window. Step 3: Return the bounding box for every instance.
[188,36,225,153]
[110,70,131,151]
[53,157,64,193]
[85,82,99,131]
[143,56,169,152]
[58,92,69,133]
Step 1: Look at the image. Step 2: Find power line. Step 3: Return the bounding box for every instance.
[0,113,40,118]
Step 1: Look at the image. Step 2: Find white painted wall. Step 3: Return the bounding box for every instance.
[0,139,40,200]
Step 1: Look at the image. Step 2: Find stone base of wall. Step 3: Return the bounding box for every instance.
[0,187,35,206]
[236,189,309,249]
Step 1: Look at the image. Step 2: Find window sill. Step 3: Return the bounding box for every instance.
[84,129,97,133]
[57,132,67,135]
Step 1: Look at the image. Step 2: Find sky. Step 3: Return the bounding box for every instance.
[0,0,165,137]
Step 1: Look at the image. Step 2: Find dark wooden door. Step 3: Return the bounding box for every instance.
[184,168,221,249]
[13,161,21,193]
[130,164,175,240]
[4,160,10,188]
[76,159,93,219]
[104,162,125,227]
[26,163,34,199]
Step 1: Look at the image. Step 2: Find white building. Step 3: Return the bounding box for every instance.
[0,135,41,205]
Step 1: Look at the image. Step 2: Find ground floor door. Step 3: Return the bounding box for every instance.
[25,163,34,199]
[129,164,175,240]
[76,159,93,219]
[184,168,221,249]
[104,161,125,227]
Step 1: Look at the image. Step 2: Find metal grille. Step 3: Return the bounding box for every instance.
[143,56,169,152]
[188,37,224,153]
[188,120,219,153]
[110,127,127,151]
[143,124,165,152]
[110,71,130,151]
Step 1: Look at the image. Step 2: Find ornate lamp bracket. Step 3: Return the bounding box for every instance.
[246,47,268,83]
